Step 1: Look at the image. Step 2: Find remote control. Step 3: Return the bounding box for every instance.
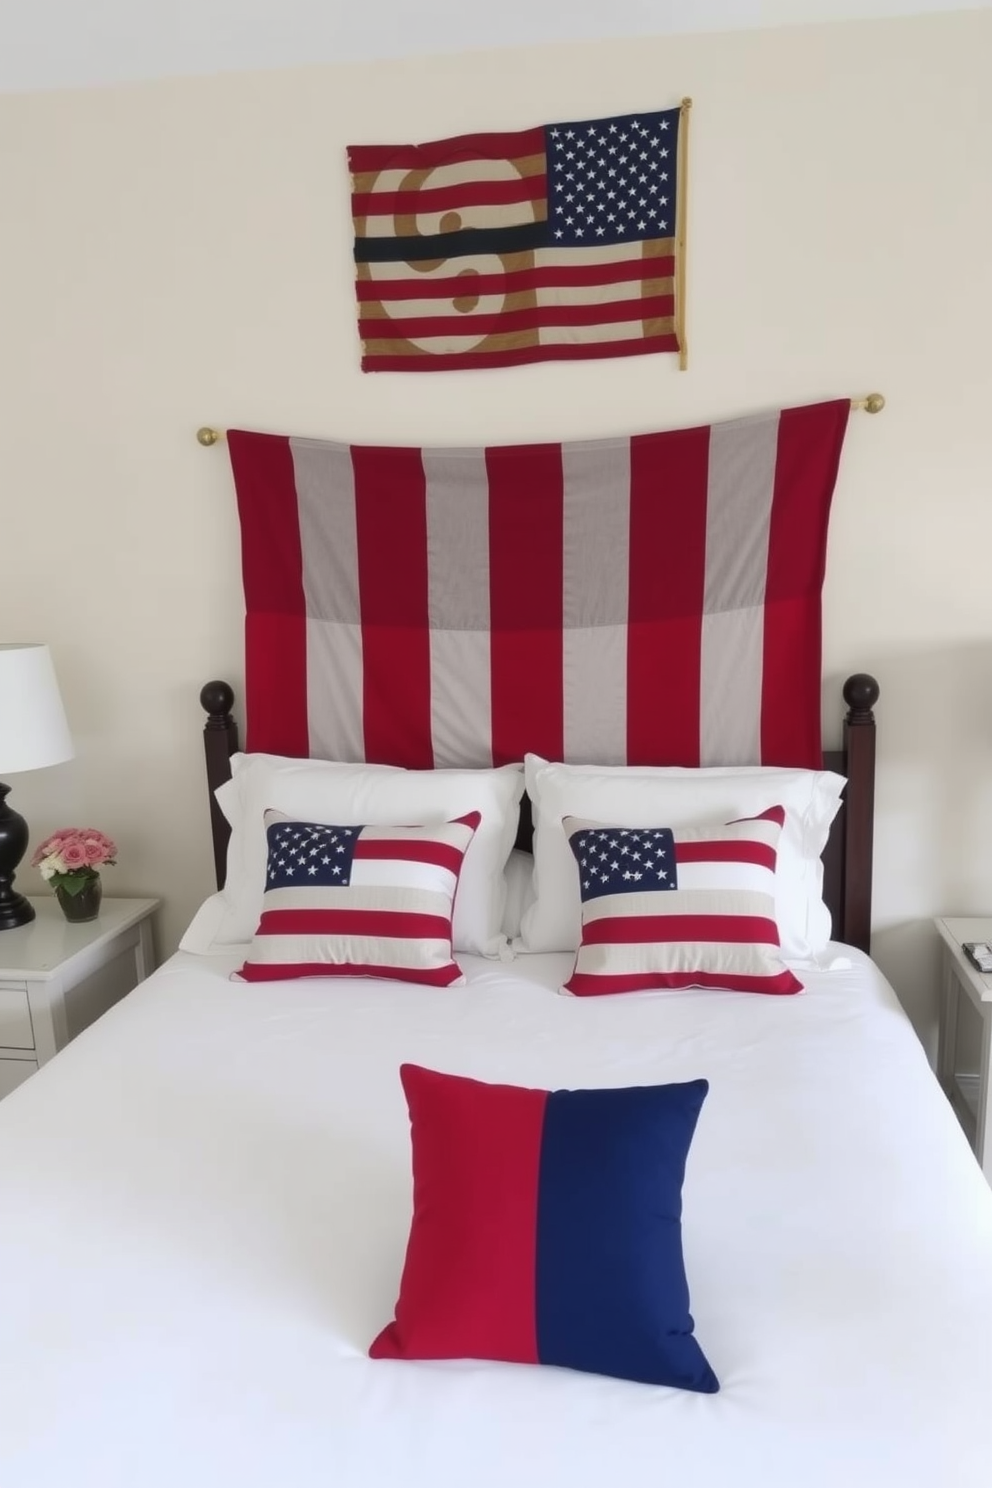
[963,942,992,973]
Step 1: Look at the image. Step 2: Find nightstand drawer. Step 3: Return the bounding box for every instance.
[0,1057,37,1098]
[0,983,34,1051]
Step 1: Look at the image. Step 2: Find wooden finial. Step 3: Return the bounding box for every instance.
[843,673,880,723]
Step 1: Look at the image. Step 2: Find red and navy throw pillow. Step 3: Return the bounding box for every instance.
[370,1063,718,1392]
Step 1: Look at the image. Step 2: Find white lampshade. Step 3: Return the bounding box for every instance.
[0,644,74,774]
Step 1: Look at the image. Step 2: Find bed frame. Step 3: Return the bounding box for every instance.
[199,673,880,954]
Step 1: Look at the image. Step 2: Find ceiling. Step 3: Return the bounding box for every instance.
[1,0,985,94]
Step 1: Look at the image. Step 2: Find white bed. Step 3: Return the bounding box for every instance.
[2,944,991,1488]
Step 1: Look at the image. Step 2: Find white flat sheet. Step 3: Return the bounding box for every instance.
[1,947,991,1488]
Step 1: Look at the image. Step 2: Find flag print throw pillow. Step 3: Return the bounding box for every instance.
[563,806,801,996]
[370,1064,718,1392]
[237,809,480,986]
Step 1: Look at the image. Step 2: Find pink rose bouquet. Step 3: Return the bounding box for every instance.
[31,828,118,897]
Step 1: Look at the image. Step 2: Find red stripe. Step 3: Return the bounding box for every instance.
[362,335,680,374]
[355,255,674,302]
[739,805,786,827]
[370,1066,544,1364]
[228,431,309,756]
[238,961,463,986]
[355,838,466,874]
[626,424,710,764]
[579,914,782,946]
[762,400,849,767]
[359,294,673,342]
[565,968,802,996]
[676,840,777,870]
[255,909,451,939]
[487,443,564,765]
[352,175,545,218]
[352,444,433,767]
[348,129,546,173]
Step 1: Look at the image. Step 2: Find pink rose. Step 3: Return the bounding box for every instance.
[83,840,106,865]
[61,841,89,870]
[32,832,64,865]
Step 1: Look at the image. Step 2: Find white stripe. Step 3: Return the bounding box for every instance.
[246,933,452,969]
[359,821,474,847]
[350,859,458,897]
[675,861,777,895]
[364,278,653,320]
[260,884,451,917]
[580,887,775,924]
[573,941,784,977]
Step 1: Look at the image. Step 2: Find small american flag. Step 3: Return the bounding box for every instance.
[238,810,480,985]
[348,104,687,373]
[563,808,802,997]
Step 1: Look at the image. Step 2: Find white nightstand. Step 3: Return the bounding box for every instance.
[934,916,992,1182]
[0,896,158,1099]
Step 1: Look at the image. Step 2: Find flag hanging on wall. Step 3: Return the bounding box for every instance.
[227,399,850,772]
[348,101,690,374]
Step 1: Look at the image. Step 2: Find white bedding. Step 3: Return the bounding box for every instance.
[1,947,991,1488]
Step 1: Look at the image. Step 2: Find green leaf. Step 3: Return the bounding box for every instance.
[51,872,98,897]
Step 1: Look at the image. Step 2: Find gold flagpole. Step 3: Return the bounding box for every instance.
[195,395,885,445]
[676,96,692,372]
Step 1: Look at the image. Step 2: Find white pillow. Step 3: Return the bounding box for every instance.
[181,754,524,958]
[517,755,845,961]
[500,849,534,941]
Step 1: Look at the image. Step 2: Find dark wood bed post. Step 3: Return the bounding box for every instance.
[838,673,879,956]
[200,681,239,890]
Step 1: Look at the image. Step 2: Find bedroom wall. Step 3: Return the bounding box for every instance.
[1,8,990,1058]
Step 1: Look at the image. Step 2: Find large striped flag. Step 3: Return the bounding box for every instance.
[227,398,849,772]
[348,103,688,372]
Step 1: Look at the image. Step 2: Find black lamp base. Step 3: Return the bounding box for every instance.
[0,781,35,931]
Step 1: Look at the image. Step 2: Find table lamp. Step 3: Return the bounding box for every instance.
[0,644,75,930]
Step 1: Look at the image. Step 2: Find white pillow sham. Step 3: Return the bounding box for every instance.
[500,849,534,941]
[517,755,845,961]
[181,754,524,958]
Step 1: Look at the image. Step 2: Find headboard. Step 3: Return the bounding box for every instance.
[199,671,879,954]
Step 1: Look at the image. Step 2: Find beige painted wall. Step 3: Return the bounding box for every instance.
[2,10,990,1055]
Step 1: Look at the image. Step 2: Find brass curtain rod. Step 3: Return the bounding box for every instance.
[195,393,885,447]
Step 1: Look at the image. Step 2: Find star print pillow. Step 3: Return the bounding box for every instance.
[562,808,802,996]
[237,809,481,986]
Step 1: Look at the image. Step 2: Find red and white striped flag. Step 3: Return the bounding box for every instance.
[227,399,849,773]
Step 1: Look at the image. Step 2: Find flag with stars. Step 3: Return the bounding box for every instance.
[348,104,687,372]
[238,809,481,986]
[562,809,802,997]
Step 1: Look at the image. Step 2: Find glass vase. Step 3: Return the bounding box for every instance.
[54,873,102,923]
